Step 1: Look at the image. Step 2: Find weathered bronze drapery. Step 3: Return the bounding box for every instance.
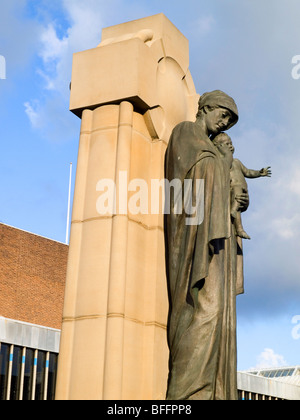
[165,90,245,400]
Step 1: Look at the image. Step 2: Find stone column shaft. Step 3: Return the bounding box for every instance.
[102,101,133,399]
[55,14,198,400]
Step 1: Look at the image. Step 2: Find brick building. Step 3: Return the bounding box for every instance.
[0,223,68,400]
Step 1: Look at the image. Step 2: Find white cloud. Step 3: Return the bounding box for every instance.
[24,101,40,128]
[270,215,300,240]
[255,348,287,369]
[39,23,68,64]
[262,164,300,242]
[23,0,106,140]
[287,168,300,197]
[196,15,215,36]
[63,0,104,49]
[37,0,104,94]
[36,68,56,91]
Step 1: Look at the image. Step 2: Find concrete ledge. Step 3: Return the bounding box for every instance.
[237,371,300,400]
[0,316,60,353]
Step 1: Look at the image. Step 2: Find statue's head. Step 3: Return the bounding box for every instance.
[196,90,239,134]
[212,132,235,154]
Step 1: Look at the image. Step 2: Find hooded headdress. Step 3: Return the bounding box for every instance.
[198,90,239,129]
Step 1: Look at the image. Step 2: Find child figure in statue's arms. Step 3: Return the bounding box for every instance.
[212,132,271,240]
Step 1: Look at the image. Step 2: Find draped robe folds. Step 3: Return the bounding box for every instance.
[165,120,244,400]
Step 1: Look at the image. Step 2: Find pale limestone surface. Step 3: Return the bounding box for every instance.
[56,14,198,400]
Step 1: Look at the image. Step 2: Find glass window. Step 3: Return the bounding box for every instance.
[10,346,22,400]
[269,370,276,378]
[261,370,270,377]
[0,343,10,400]
[244,391,251,400]
[47,353,58,401]
[283,369,290,376]
[23,348,34,401]
[35,351,46,400]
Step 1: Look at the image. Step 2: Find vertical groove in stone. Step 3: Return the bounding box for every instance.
[102,102,134,399]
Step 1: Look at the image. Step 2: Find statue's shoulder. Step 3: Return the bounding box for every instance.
[167,121,197,158]
[172,120,196,133]
[170,121,197,143]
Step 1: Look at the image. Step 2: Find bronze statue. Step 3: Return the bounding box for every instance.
[165,90,249,400]
[212,132,271,240]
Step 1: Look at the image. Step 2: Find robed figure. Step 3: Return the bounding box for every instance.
[165,90,246,400]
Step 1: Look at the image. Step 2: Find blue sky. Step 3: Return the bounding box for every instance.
[0,0,300,372]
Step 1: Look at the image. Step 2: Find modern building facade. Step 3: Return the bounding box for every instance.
[0,318,61,400]
[238,366,300,400]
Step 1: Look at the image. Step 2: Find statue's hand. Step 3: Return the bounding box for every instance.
[260,166,271,177]
[235,190,249,212]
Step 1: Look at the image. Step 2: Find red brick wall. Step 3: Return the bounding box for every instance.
[0,224,68,329]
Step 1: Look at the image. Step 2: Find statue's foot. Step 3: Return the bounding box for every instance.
[237,229,251,240]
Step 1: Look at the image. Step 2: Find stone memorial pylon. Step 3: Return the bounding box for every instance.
[55,13,198,400]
